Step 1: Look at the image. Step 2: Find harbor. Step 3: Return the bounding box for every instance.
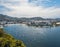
[0,21,60,28]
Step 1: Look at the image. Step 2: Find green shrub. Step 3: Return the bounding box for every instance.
[0,29,26,47]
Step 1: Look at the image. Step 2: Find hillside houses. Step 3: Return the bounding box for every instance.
[26,19,57,26]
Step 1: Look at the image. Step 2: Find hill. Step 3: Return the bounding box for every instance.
[0,14,60,22]
[0,14,44,22]
[0,28,26,47]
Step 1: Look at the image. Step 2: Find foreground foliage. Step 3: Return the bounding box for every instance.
[0,29,26,47]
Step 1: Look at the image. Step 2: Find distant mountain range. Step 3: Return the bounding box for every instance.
[0,14,16,21]
[0,14,44,21]
[0,14,60,22]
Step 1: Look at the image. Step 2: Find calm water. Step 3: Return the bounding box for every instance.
[4,24,60,47]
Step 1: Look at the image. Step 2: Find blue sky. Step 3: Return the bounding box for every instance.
[29,0,60,7]
[0,0,60,18]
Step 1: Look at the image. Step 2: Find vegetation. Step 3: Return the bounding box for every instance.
[0,28,26,47]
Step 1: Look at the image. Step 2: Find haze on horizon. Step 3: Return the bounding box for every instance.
[0,0,60,18]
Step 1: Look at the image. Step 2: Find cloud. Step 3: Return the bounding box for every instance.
[0,0,60,18]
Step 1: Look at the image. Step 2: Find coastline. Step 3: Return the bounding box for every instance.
[0,28,26,47]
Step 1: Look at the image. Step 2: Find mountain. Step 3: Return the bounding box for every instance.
[0,14,13,21]
[0,14,19,21]
[18,17,44,21]
[0,14,44,22]
[0,14,60,22]
[29,17,44,20]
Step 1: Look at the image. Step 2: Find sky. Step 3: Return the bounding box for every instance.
[0,0,60,18]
